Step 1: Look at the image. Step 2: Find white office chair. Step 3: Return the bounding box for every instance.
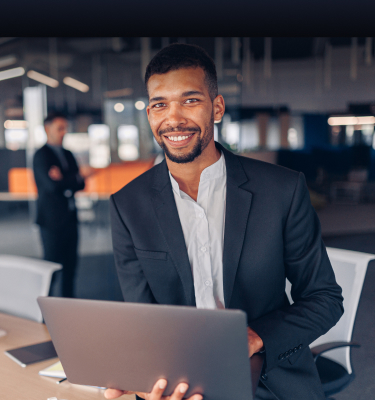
[0,255,62,323]
[286,247,374,398]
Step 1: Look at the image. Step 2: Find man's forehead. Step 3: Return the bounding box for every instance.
[52,118,67,125]
[147,67,207,97]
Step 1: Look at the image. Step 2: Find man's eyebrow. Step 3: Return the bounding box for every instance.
[149,91,205,103]
[182,90,205,97]
[149,96,166,103]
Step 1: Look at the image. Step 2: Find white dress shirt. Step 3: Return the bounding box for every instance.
[169,152,227,309]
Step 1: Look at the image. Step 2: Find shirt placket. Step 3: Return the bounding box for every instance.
[195,178,215,309]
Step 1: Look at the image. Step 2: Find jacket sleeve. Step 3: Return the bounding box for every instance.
[110,194,156,304]
[33,149,85,194]
[249,172,344,372]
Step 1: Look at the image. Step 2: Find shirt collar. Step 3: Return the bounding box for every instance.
[46,143,64,152]
[169,151,225,197]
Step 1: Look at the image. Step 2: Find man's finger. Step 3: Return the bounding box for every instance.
[148,378,168,400]
[169,383,189,400]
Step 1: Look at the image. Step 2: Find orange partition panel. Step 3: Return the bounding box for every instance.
[108,160,155,194]
[83,159,155,195]
[83,168,111,194]
[8,168,37,194]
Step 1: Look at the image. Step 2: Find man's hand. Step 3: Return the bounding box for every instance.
[104,379,202,400]
[247,327,264,357]
[48,166,63,181]
[79,165,96,179]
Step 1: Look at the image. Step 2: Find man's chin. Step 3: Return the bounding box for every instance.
[163,144,202,164]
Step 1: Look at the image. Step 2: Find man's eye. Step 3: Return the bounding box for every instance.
[153,103,165,108]
[185,98,199,104]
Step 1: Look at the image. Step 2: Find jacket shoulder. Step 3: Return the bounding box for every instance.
[232,153,303,201]
[34,144,48,157]
[33,145,51,163]
[237,153,299,179]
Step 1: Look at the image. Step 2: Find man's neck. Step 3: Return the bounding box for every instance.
[166,140,221,201]
[47,140,62,147]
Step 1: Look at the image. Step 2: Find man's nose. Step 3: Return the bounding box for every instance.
[165,102,187,127]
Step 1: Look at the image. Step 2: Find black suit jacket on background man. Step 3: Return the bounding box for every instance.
[33,144,84,230]
[110,143,343,400]
[33,144,85,297]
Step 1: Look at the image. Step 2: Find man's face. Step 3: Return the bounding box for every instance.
[45,117,68,146]
[146,67,224,164]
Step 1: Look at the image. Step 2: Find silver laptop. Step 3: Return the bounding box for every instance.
[38,297,253,400]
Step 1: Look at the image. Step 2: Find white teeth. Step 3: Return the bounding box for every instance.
[167,134,192,142]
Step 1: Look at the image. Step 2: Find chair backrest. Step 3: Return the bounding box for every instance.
[285,247,374,374]
[0,255,62,322]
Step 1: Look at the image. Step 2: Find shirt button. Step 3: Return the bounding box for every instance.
[201,246,207,252]
[204,280,211,286]
[198,213,204,219]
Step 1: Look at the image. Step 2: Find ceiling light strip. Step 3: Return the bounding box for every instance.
[27,70,59,88]
[328,116,375,126]
[63,77,89,92]
[0,67,25,81]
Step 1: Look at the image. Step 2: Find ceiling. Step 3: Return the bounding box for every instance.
[0,37,371,120]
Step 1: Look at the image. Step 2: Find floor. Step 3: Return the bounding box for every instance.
[0,200,374,399]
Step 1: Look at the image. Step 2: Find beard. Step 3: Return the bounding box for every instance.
[156,113,214,164]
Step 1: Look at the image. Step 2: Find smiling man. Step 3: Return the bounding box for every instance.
[107,44,343,400]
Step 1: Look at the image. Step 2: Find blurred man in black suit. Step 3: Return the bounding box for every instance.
[33,113,92,297]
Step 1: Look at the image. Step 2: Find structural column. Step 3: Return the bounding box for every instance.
[279,113,290,148]
[257,113,269,148]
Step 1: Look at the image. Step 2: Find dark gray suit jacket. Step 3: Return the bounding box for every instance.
[110,142,343,400]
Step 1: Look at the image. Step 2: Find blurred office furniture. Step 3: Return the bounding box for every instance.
[75,194,98,225]
[0,255,62,322]
[7,167,37,199]
[286,247,374,398]
[0,148,27,192]
[0,312,114,400]
[330,168,368,204]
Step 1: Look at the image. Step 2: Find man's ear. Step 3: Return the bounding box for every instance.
[213,95,225,122]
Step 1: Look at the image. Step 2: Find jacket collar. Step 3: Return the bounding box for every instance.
[151,141,249,192]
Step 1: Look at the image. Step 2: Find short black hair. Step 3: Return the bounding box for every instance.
[145,43,218,101]
[44,112,67,125]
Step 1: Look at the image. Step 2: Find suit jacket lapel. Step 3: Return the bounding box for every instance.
[220,144,253,308]
[150,160,196,306]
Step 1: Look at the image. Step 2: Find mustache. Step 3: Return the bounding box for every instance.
[158,126,200,136]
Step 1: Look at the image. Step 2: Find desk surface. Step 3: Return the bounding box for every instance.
[0,312,134,400]
[0,312,263,400]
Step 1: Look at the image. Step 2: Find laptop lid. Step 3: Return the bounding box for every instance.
[38,297,252,400]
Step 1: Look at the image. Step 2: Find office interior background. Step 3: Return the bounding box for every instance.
[0,37,374,399]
